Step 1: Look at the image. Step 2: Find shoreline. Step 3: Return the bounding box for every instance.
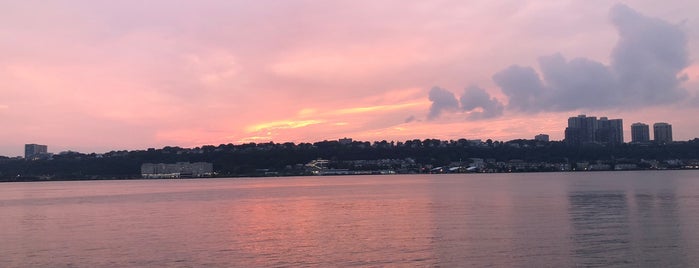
[2,168,696,183]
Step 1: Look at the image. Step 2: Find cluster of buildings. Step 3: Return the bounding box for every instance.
[631,122,673,144]
[140,162,214,178]
[564,115,624,145]
[563,115,673,145]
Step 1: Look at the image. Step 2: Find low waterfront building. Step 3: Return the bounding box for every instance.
[141,162,213,178]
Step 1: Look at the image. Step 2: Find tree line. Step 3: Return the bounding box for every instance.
[1,138,699,181]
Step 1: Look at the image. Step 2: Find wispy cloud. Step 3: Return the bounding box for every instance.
[332,102,426,115]
[246,120,325,133]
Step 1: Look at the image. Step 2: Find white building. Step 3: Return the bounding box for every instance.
[141,162,213,178]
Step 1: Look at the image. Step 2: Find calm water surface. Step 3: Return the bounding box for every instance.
[2,171,699,267]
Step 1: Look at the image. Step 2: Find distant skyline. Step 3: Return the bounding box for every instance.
[2,1,699,156]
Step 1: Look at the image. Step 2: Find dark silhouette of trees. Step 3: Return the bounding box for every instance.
[2,138,699,181]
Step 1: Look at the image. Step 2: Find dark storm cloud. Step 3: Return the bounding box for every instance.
[427,86,459,120]
[459,86,504,119]
[492,4,690,113]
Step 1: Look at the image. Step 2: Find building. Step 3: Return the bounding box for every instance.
[24,144,48,160]
[596,117,623,144]
[630,123,650,143]
[141,162,214,178]
[565,115,623,145]
[565,115,597,145]
[653,122,673,144]
[338,137,353,145]
[534,134,549,142]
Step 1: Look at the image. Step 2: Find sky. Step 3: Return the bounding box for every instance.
[2,1,699,156]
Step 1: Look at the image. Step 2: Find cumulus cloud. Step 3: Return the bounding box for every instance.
[491,65,546,112]
[610,4,689,104]
[493,4,690,113]
[426,86,504,120]
[460,86,504,119]
[428,86,459,120]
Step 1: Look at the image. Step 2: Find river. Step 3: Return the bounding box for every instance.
[2,171,699,267]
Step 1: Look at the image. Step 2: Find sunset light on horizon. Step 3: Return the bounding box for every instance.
[2,1,699,156]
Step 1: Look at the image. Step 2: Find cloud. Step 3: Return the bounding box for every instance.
[426,86,504,120]
[460,86,504,119]
[404,115,416,123]
[427,86,459,120]
[610,4,689,104]
[492,65,546,112]
[333,102,424,115]
[246,120,325,132]
[492,4,691,113]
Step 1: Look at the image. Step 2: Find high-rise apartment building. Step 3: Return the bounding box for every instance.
[631,123,650,143]
[565,115,623,145]
[24,144,48,160]
[653,122,673,143]
[597,117,623,144]
[565,115,597,145]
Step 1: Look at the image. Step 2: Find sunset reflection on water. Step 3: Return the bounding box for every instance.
[3,172,699,267]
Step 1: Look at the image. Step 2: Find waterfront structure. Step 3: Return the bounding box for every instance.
[141,162,213,178]
[631,123,650,143]
[653,122,673,143]
[24,144,48,160]
[534,134,549,142]
[565,115,623,145]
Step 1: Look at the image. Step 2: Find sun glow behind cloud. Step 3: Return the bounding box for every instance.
[332,102,426,115]
[246,120,326,133]
[237,99,431,143]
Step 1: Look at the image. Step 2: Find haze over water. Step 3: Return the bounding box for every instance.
[2,171,699,267]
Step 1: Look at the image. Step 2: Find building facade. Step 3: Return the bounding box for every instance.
[653,122,673,143]
[534,134,550,142]
[597,117,623,144]
[24,144,48,160]
[141,162,214,178]
[565,115,623,145]
[631,123,650,143]
[565,115,597,145]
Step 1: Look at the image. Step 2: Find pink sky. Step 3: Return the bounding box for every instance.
[2,1,699,156]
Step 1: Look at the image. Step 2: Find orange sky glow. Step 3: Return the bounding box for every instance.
[2,1,699,156]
